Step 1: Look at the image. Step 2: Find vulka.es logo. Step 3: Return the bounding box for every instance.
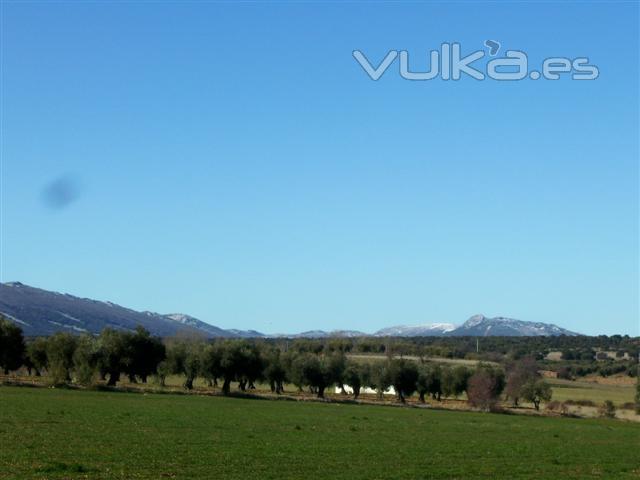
[353,41,599,81]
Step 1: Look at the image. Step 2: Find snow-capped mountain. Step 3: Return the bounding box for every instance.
[270,329,368,339]
[452,314,579,337]
[374,323,456,337]
[160,313,232,337]
[0,282,261,338]
[0,282,582,338]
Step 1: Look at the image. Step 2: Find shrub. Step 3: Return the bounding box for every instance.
[0,317,25,374]
[520,379,552,411]
[46,333,78,385]
[563,399,595,407]
[599,400,616,419]
[467,364,505,411]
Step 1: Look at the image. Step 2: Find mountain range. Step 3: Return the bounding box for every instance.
[0,282,580,338]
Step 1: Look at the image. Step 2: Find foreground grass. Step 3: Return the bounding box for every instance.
[1,386,639,480]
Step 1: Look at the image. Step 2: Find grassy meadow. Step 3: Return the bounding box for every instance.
[1,386,639,480]
[547,378,636,406]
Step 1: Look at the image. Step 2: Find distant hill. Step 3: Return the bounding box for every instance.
[374,323,456,337]
[0,282,581,338]
[450,314,579,337]
[0,282,261,338]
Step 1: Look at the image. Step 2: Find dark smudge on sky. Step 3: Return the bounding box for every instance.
[41,176,81,210]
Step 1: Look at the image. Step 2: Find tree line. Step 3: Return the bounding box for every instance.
[0,317,570,411]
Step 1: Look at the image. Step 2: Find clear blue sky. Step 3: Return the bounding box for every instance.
[1,2,638,336]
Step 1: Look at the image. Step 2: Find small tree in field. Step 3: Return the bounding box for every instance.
[388,359,418,403]
[126,327,166,383]
[635,356,640,414]
[73,335,99,385]
[417,363,442,402]
[504,357,539,406]
[263,348,286,394]
[599,400,616,419]
[520,379,552,411]
[343,361,365,399]
[298,354,335,398]
[368,362,391,400]
[97,329,129,386]
[467,364,505,411]
[46,333,78,384]
[0,317,25,374]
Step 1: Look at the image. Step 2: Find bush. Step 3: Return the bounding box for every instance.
[545,400,562,412]
[0,317,25,374]
[467,364,505,412]
[599,400,616,419]
[46,333,78,385]
[387,359,418,403]
[520,379,552,411]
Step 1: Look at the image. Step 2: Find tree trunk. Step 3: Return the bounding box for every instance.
[317,386,325,398]
[184,377,194,390]
[419,392,425,403]
[107,371,119,386]
[222,378,231,395]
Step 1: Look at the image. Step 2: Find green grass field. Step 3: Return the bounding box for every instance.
[1,386,639,479]
[547,378,636,406]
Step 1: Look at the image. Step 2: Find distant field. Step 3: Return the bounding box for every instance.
[547,378,636,406]
[1,386,639,480]
[348,353,489,366]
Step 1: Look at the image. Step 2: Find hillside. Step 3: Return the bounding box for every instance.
[0,282,580,338]
[0,282,258,338]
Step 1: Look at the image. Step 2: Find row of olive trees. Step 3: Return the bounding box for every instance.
[1,317,555,409]
[21,326,166,386]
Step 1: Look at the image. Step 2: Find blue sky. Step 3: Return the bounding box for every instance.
[1,2,638,335]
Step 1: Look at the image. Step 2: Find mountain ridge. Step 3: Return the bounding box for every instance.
[0,282,580,338]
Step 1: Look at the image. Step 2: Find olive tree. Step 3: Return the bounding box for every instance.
[504,357,539,406]
[46,333,78,384]
[97,329,130,386]
[343,360,368,399]
[368,361,391,400]
[288,353,336,398]
[520,379,552,411]
[417,363,442,402]
[388,359,418,403]
[73,334,99,385]
[0,317,25,374]
[126,327,165,383]
[26,337,48,376]
[467,364,505,411]
[263,348,286,394]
